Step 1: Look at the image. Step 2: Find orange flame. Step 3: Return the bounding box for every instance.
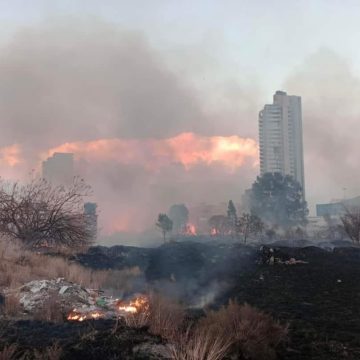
[67,295,150,322]
[184,223,197,236]
[67,309,103,322]
[117,295,149,314]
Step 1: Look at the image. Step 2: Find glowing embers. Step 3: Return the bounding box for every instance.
[67,309,103,322]
[67,294,149,322]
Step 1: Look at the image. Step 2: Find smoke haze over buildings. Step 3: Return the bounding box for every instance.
[0,16,359,237]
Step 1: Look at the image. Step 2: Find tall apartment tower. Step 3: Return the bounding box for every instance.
[42,152,74,186]
[259,90,305,196]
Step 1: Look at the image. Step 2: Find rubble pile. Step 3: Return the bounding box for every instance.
[5,278,148,321]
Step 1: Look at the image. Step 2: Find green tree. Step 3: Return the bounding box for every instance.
[227,200,237,236]
[250,172,308,228]
[168,204,189,234]
[237,213,264,244]
[156,213,173,242]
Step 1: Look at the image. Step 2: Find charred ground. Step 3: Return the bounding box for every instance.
[1,240,360,359]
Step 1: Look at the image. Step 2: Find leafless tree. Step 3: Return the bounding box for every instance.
[237,213,264,244]
[0,177,94,249]
[340,206,360,245]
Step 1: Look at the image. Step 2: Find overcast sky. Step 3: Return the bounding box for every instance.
[0,1,360,233]
[2,0,360,94]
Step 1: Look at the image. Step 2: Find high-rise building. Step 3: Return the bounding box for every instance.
[42,152,74,186]
[259,90,305,196]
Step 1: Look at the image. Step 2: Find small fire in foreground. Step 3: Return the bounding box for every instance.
[117,295,149,314]
[67,310,103,322]
[67,295,149,322]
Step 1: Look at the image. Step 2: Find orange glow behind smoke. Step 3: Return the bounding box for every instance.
[0,144,22,167]
[45,132,258,171]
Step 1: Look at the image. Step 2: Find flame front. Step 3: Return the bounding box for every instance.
[117,295,149,314]
[67,295,149,322]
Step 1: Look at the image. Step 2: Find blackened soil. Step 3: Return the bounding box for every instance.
[219,246,360,360]
[0,319,166,359]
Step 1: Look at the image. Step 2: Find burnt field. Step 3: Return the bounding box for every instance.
[1,241,360,359]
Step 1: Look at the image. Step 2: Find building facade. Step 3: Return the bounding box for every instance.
[259,90,305,195]
[42,152,74,186]
[316,196,360,217]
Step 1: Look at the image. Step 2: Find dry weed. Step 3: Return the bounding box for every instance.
[0,345,18,360]
[168,324,231,360]
[33,343,62,360]
[200,301,288,360]
[0,238,141,294]
[147,293,186,341]
[2,294,22,317]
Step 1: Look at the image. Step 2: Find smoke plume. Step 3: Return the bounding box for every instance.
[0,19,259,238]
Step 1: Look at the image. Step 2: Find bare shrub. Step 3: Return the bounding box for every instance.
[0,345,18,360]
[200,301,288,360]
[168,301,286,360]
[341,206,360,245]
[0,177,93,249]
[168,325,231,360]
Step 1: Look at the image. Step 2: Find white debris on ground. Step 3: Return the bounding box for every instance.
[5,278,147,321]
[284,258,308,265]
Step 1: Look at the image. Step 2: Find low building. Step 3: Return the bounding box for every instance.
[316,196,360,217]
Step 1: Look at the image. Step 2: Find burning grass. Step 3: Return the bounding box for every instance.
[0,238,144,323]
[0,238,288,359]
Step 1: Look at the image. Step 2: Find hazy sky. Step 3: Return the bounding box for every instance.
[0,1,360,235]
[2,0,360,94]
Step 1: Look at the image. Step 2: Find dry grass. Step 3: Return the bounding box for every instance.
[147,293,186,341]
[168,325,232,360]
[122,292,186,341]
[124,310,150,328]
[198,301,288,360]
[2,294,22,317]
[166,300,287,360]
[0,239,142,293]
[0,345,17,360]
[33,343,62,360]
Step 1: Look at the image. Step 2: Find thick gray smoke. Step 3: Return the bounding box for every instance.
[285,48,360,208]
[0,19,259,240]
